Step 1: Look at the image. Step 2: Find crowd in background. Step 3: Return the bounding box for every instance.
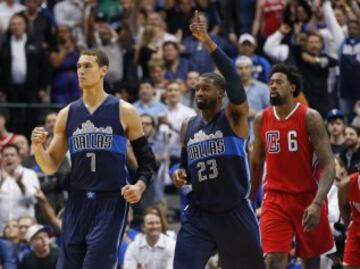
[0,0,360,268]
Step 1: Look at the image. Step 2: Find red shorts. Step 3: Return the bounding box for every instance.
[260,191,334,260]
[343,221,360,267]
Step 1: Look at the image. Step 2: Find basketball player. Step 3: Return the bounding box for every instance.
[250,64,335,269]
[31,49,157,269]
[172,11,265,269]
[338,172,360,269]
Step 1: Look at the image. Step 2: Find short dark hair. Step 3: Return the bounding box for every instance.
[200,73,226,91]
[163,41,179,51]
[140,113,156,127]
[80,49,109,67]
[2,143,20,154]
[270,64,303,97]
[347,125,360,136]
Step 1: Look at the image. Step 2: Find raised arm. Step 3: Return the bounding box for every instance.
[32,107,69,175]
[302,109,335,231]
[249,112,266,202]
[120,100,157,203]
[190,11,249,137]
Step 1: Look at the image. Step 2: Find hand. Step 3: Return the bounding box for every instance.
[34,187,47,203]
[302,52,317,64]
[121,182,145,204]
[279,24,291,35]
[172,169,187,188]
[302,202,321,231]
[228,32,238,44]
[31,127,48,149]
[189,10,210,43]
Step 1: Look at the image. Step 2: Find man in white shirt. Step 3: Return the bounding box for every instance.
[0,144,40,235]
[124,212,175,269]
[164,81,196,165]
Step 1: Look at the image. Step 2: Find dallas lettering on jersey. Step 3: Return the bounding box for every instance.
[187,130,225,161]
[72,120,113,151]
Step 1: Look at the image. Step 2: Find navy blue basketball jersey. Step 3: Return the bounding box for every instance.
[66,95,128,191]
[184,109,250,211]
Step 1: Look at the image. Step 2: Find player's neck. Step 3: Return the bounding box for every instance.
[82,86,108,108]
[201,106,221,123]
[274,101,297,119]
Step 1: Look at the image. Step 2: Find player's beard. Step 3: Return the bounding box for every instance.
[270,95,285,106]
[196,97,217,110]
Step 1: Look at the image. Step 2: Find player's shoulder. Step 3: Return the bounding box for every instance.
[119,99,137,114]
[304,107,324,126]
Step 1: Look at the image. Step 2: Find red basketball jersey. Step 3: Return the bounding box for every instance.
[348,172,360,223]
[260,103,318,193]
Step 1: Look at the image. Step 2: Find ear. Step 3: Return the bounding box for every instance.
[100,66,108,78]
[218,89,225,99]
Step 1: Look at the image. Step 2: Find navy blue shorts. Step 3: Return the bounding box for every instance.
[174,199,265,269]
[56,190,128,269]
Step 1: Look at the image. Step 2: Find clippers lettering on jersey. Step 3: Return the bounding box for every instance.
[72,120,113,152]
[266,130,280,153]
[187,130,225,161]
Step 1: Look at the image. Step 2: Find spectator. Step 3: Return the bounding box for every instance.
[0,0,25,34]
[0,112,17,151]
[13,135,30,161]
[165,0,194,39]
[53,0,84,44]
[182,70,199,109]
[235,55,269,140]
[19,224,58,269]
[144,206,176,239]
[148,58,168,102]
[0,13,49,135]
[298,33,337,117]
[164,81,196,164]
[135,114,168,210]
[17,216,36,261]
[17,216,37,243]
[134,25,163,80]
[3,219,21,247]
[326,109,347,155]
[48,24,81,104]
[146,11,178,46]
[163,41,194,81]
[339,125,360,174]
[352,100,360,128]
[194,0,222,35]
[92,22,124,94]
[43,111,57,133]
[252,0,286,38]
[133,82,168,121]
[22,0,55,47]
[0,144,40,234]
[23,131,70,220]
[0,239,17,269]
[237,33,271,82]
[33,188,61,235]
[124,211,175,269]
[339,19,360,119]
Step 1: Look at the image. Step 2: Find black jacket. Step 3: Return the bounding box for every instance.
[0,34,49,95]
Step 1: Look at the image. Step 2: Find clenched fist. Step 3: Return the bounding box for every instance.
[31,127,48,149]
[121,183,144,204]
[172,169,188,188]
